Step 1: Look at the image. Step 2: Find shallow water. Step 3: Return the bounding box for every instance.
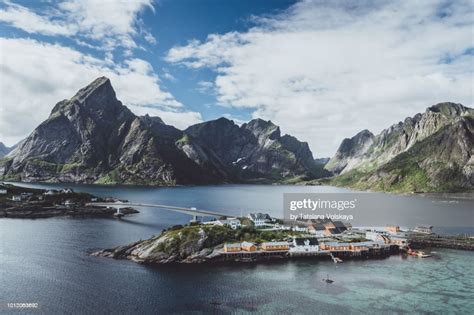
[1,183,473,313]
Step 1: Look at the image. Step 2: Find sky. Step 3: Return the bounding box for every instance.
[0,0,472,157]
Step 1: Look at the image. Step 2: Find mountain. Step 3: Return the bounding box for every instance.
[325,130,374,174]
[326,103,474,192]
[0,142,11,158]
[185,117,317,181]
[0,77,224,185]
[314,157,330,166]
[0,77,318,185]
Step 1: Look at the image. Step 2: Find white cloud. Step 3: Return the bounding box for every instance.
[0,1,74,36]
[166,0,474,156]
[0,37,197,145]
[196,80,215,94]
[0,0,154,50]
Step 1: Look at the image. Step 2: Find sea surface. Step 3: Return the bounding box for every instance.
[1,183,473,314]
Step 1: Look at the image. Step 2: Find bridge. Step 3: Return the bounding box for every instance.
[87,202,231,221]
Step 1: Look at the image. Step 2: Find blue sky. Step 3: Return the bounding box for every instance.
[0,0,472,156]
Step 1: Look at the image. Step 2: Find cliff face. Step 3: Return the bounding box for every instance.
[327,103,474,192]
[325,129,374,174]
[1,77,318,184]
[185,118,317,180]
[0,77,223,185]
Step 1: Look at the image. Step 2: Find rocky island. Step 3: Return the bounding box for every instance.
[92,218,416,265]
[93,216,474,265]
[0,183,138,218]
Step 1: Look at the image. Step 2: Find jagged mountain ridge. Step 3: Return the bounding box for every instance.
[185,117,317,180]
[326,103,474,192]
[0,77,317,185]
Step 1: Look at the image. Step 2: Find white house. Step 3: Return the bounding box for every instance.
[414,225,433,234]
[205,218,242,230]
[0,189,7,194]
[221,218,242,230]
[248,213,273,227]
[11,195,22,201]
[366,231,384,242]
[290,237,320,253]
[292,225,308,233]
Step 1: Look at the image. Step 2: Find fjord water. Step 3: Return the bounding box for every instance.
[1,183,473,313]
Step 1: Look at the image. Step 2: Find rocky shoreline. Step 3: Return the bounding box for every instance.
[90,224,392,265]
[91,224,474,266]
[0,205,138,219]
[0,183,139,218]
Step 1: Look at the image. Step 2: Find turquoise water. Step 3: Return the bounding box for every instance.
[0,183,473,313]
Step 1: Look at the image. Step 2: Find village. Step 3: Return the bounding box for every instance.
[202,212,438,262]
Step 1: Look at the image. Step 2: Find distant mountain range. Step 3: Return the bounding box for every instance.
[1,77,471,192]
[0,142,17,158]
[0,77,318,185]
[324,102,474,192]
[0,143,10,158]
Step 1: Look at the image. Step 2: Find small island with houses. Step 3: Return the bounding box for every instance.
[0,182,138,218]
[93,212,474,265]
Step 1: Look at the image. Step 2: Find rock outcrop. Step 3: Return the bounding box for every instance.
[92,225,226,264]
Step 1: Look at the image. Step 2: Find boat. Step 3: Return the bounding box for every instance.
[415,251,431,258]
[407,248,431,258]
[322,274,334,284]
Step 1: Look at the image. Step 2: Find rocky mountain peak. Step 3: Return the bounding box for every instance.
[243,118,280,140]
[71,77,114,103]
[244,118,275,129]
[427,102,472,118]
[354,129,374,141]
[139,114,165,126]
[49,77,129,126]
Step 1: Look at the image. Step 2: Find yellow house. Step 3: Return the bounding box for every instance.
[223,243,241,253]
[386,226,400,234]
[241,241,257,252]
[261,242,289,251]
[320,242,351,251]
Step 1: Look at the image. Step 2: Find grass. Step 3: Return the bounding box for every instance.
[150,224,302,256]
[176,134,190,145]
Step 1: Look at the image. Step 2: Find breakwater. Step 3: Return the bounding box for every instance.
[408,234,474,251]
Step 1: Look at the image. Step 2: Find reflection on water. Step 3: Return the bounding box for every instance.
[0,183,473,313]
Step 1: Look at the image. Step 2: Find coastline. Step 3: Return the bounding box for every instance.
[90,222,474,266]
[92,234,474,266]
[6,179,474,199]
[0,182,139,218]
